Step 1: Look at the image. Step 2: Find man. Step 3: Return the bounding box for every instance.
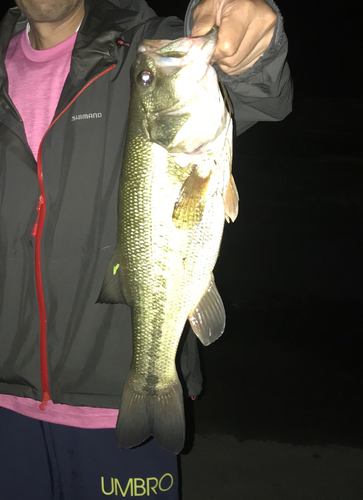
[0,0,292,498]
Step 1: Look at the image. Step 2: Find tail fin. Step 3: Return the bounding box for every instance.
[152,383,185,454]
[116,376,185,454]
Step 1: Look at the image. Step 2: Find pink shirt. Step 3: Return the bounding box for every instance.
[5,28,76,159]
[2,29,119,428]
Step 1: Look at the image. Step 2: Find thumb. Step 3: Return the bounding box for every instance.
[191,6,216,37]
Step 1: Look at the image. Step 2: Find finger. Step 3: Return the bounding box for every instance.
[211,8,250,64]
[191,0,217,37]
[217,51,260,75]
[211,0,277,72]
[213,24,274,73]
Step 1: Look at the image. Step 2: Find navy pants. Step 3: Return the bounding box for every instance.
[0,407,179,500]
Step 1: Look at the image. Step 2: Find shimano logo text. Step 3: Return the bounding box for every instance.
[72,113,103,121]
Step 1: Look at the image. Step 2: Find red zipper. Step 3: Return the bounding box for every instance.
[31,64,116,410]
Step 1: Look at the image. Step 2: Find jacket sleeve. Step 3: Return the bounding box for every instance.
[184,0,293,135]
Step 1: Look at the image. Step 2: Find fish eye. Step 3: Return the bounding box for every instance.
[137,70,154,87]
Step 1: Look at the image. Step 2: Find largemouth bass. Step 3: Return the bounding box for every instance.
[98,27,238,454]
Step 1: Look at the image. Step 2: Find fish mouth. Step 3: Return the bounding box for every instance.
[155,26,218,62]
[138,26,218,68]
[149,27,221,116]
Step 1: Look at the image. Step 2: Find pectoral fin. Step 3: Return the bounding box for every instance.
[172,166,210,230]
[188,276,225,346]
[96,252,128,305]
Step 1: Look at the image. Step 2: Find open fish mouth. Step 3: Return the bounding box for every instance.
[135,26,219,85]
[138,26,218,63]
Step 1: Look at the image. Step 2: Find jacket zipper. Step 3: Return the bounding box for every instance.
[31,64,116,410]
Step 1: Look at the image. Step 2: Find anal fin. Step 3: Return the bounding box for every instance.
[96,252,128,304]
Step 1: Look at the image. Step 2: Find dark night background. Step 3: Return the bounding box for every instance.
[1,0,362,498]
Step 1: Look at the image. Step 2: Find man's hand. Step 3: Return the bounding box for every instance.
[191,0,277,75]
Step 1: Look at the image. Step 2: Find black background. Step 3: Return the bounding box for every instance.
[1,0,362,453]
